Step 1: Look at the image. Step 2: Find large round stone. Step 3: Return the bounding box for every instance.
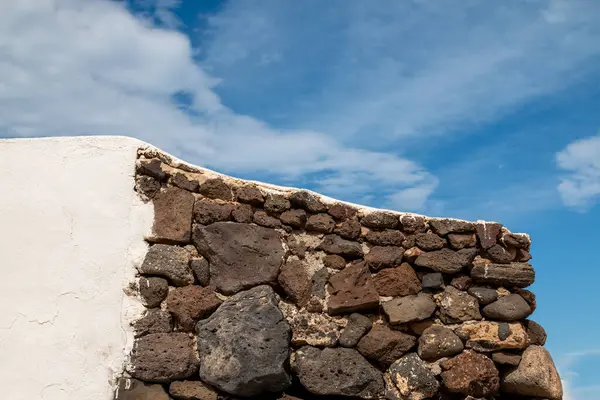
[195,285,291,397]
[482,293,532,321]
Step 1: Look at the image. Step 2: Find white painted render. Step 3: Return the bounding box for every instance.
[0,136,153,400]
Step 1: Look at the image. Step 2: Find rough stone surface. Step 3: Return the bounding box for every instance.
[128,333,199,382]
[115,378,170,400]
[415,248,470,274]
[471,262,535,288]
[293,346,384,399]
[193,222,285,294]
[429,219,475,236]
[525,319,547,346]
[415,232,446,250]
[279,209,307,228]
[365,229,405,246]
[195,286,291,397]
[339,313,372,348]
[327,203,357,220]
[475,222,502,249]
[318,234,364,259]
[486,244,516,264]
[361,211,398,229]
[235,185,264,206]
[399,215,428,233]
[482,294,532,321]
[421,272,445,290]
[364,246,404,271]
[439,286,482,324]
[190,257,210,286]
[385,353,440,400]
[467,286,499,305]
[373,263,421,297]
[403,246,424,263]
[264,194,291,213]
[514,288,537,312]
[136,175,161,199]
[140,244,194,287]
[138,158,167,181]
[151,187,195,244]
[278,260,312,306]
[492,352,521,366]
[440,350,500,397]
[305,213,336,233]
[166,286,222,331]
[382,293,436,325]
[133,309,173,338]
[231,203,253,223]
[327,262,379,315]
[334,219,362,240]
[502,345,563,400]
[139,277,169,308]
[290,191,327,213]
[418,325,464,361]
[171,172,199,192]
[193,198,233,225]
[169,380,218,400]
[281,305,345,347]
[455,321,528,352]
[253,210,283,228]
[450,275,472,290]
[448,233,477,249]
[323,254,346,270]
[502,233,531,249]
[198,178,233,201]
[357,324,416,367]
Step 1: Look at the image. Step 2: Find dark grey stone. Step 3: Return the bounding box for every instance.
[339,313,372,348]
[467,286,498,305]
[139,244,194,287]
[482,294,532,321]
[422,272,445,290]
[418,325,464,361]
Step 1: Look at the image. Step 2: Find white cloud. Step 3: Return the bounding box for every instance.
[0,0,435,211]
[556,134,600,209]
[558,349,600,400]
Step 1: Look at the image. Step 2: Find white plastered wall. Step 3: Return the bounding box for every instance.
[0,136,153,400]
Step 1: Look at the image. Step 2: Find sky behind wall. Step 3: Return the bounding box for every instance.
[1,1,599,398]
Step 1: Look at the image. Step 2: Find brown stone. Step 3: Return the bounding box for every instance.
[278,260,312,306]
[334,218,362,240]
[517,248,532,262]
[482,294,532,321]
[327,262,379,315]
[455,321,528,352]
[306,213,336,233]
[365,229,405,246]
[279,209,307,228]
[231,203,253,223]
[385,353,440,400]
[139,277,168,308]
[253,210,283,228]
[166,286,222,331]
[287,235,308,258]
[140,244,194,287]
[323,254,346,270]
[128,333,199,382]
[415,248,470,274]
[476,222,502,249]
[357,324,416,367]
[193,222,285,294]
[439,286,482,324]
[409,320,435,335]
[418,325,464,361]
[502,233,531,250]
[365,246,404,271]
[382,293,436,325]
[501,345,563,400]
[115,378,170,400]
[327,203,358,220]
[138,158,168,181]
[403,246,424,263]
[421,272,445,290]
[415,232,446,250]
[339,313,372,348]
[429,219,475,236]
[451,275,472,291]
[136,175,161,199]
[189,257,210,286]
[448,233,477,249]
[133,309,173,338]
[361,211,399,229]
[399,215,428,233]
[169,380,218,400]
[373,263,421,297]
[318,234,363,259]
[486,244,516,264]
[471,262,535,288]
[193,197,233,225]
[513,288,537,312]
[525,320,547,346]
[441,350,500,397]
[402,234,416,248]
[492,352,521,366]
[235,185,264,206]
[264,194,292,213]
[171,172,199,192]
[198,178,233,201]
[289,190,327,213]
[150,187,195,244]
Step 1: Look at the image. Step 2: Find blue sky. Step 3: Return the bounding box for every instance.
[2,0,600,397]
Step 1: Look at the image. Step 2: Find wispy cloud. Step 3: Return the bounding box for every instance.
[558,349,600,400]
[557,133,600,209]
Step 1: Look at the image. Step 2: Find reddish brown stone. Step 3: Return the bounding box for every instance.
[327,262,379,315]
[128,333,199,382]
[492,352,521,366]
[139,277,168,308]
[334,219,362,240]
[415,232,446,250]
[150,187,194,244]
[476,222,503,249]
[403,246,424,263]
[471,262,535,288]
[399,215,428,233]
[253,210,282,228]
[231,203,253,223]
[169,380,218,400]
[525,320,547,346]
[323,254,346,270]
[133,309,173,338]
[402,234,416,248]
[199,178,233,201]
[306,213,336,233]
[279,209,307,228]
[138,158,168,181]
[318,234,363,259]
[448,233,477,249]
[327,203,357,220]
[415,248,470,274]
[357,324,416,367]
[451,275,472,291]
[429,219,475,235]
[115,378,170,400]
[171,172,199,192]
[264,194,291,213]
[290,190,327,213]
[361,211,399,229]
[365,246,404,271]
[193,198,233,225]
[502,233,531,250]
[365,229,405,246]
[373,263,421,297]
[278,260,312,306]
[486,244,516,264]
[166,286,222,331]
[517,248,532,262]
[441,350,500,397]
[235,185,264,206]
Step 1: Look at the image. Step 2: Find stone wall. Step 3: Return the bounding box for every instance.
[118,146,563,400]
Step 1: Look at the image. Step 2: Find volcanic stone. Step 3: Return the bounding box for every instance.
[365,246,404,271]
[278,260,312,306]
[455,321,528,352]
[492,352,521,366]
[264,194,291,213]
[482,294,532,321]
[327,203,357,220]
[467,286,499,305]
[136,175,161,199]
[382,293,436,325]
[235,185,264,206]
[364,230,402,247]
[279,209,307,228]
[327,262,379,315]
[486,244,516,264]
[525,319,547,346]
[318,234,363,259]
[514,288,537,312]
[502,233,531,249]
[128,333,199,382]
[166,286,222,331]
[476,222,502,249]
[323,254,346,270]
[189,257,210,286]
[139,277,168,308]
[169,380,218,400]
[334,219,362,240]
[415,248,470,274]
[439,286,482,324]
[196,286,291,397]
[290,191,327,213]
[193,222,285,295]
[293,346,384,399]
[418,325,464,361]
[399,215,428,233]
[171,172,199,192]
[451,275,472,291]
[282,306,345,347]
[357,324,416,367]
[421,272,445,290]
[150,187,195,244]
[501,345,563,400]
[231,203,253,223]
[448,233,477,249]
[373,263,421,297]
[115,378,169,400]
[429,219,475,235]
[138,158,167,181]
[140,244,194,287]
[403,246,424,263]
[385,353,440,400]
[253,210,283,228]
[415,232,446,250]
[306,213,336,233]
[440,350,500,397]
[361,211,399,229]
[471,262,535,288]
[339,313,372,348]
[193,198,233,225]
[133,309,173,338]
[198,178,233,201]
[311,267,329,298]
